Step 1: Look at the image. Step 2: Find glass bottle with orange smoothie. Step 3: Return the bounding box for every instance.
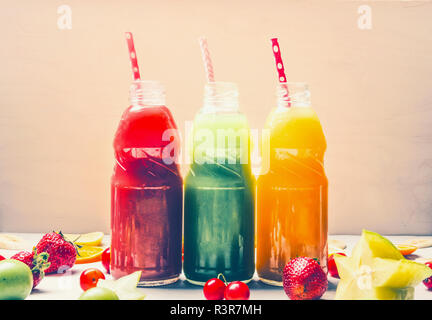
[256,83,328,286]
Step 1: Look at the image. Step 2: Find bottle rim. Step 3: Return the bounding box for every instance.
[277,82,310,108]
[130,80,166,106]
[202,81,239,113]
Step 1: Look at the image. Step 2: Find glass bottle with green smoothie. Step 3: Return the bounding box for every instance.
[184,82,255,285]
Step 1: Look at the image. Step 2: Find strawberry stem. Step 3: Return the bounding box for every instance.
[31,248,51,273]
[57,231,82,256]
[73,235,82,243]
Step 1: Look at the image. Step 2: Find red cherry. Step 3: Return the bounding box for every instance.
[101,247,110,274]
[80,268,105,291]
[0,255,5,261]
[203,278,226,300]
[423,262,432,290]
[224,281,250,300]
[328,252,346,278]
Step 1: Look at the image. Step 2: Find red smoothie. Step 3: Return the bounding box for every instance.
[110,81,182,286]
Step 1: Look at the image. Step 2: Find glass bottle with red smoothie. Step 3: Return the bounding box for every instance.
[110,80,182,286]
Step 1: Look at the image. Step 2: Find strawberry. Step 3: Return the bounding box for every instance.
[283,257,328,300]
[35,231,77,274]
[11,250,50,288]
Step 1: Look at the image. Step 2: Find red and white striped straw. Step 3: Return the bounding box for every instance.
[125,32,141,81]
[271,38,290,107]
[199,37,215,83]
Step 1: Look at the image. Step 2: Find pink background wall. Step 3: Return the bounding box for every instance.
[0,0,431,234]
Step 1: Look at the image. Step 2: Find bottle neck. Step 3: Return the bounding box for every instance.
[202,81,239,113]
[277,82,310,108]
[129,80,166,106]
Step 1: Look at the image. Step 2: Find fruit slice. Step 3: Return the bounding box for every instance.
[334,254,427,300]
[79,287,119,300]
[374,287,414,300]
[350,230,403,266]
[329,239,347,250]
[336,276,414,300]
[75,246,104,264]
[334,230,432,300]
[423,261,432,290]
[402,239,432,249]
[333,255,355,284]
[328,252,346,278]
[0,234,28,250]
[97,271,146,300]
[64,232,104,246]
[328,245,346,256]
[396,244,417,256]
[371,257,432,288]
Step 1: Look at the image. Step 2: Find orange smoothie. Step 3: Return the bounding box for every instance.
[256,84,328,286]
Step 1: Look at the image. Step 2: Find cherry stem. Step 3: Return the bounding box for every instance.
[217,273,228,286]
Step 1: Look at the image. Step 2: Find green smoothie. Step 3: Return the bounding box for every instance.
[184,82,255,284]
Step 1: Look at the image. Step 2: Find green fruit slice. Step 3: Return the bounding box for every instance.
[351,230,403,266]
[79,287,119,300]
[334,230,432,300]
[336,279,415,300]
[97,271,146,300]
[374,287,414,300]
[371,258,432,288]
[333,254,354,281]
[0,260,33,300]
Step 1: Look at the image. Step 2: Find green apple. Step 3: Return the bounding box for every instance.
[0,260,33,300]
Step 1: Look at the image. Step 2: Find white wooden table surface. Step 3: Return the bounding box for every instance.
[1,233,431,300]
